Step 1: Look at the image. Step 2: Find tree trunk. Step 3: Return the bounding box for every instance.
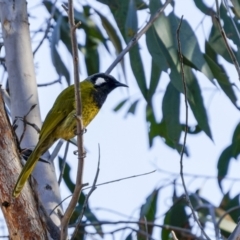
[0,0,62,232]
[0,91,47,239]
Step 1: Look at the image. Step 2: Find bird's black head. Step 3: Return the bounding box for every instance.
[89,73,128,108]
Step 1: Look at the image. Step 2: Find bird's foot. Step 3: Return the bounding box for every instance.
[73,149,86,159]
[74,128,87,136]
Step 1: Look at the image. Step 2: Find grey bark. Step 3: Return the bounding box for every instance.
[0,0,63,230]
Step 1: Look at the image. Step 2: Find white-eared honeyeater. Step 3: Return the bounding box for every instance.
[13,73,128,197]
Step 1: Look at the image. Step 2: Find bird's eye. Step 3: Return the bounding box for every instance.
[95,77,106,86]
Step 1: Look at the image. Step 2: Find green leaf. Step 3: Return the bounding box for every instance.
[162,82,182,152]
[220,192,240,222]
[152,10,214,82]
[218,192,239,237]
[97,0,129,39]
[75,8,108,46]
[230,125,240,159]
[146,10,212,143]
[94,9,125,75]
[145,25,168,74]
[204,47,238,109]
[129,45,148,100]
[189,193,211,221]
[231,0,240,18]
[220,3,240,52]
[124,0,148,100]
[138,189,159,239]
[113,98,129,112]
[162,198,190,240]
[125,233,133,240]
[217,123,240,190]
[59,16,72,55]
[146,105,158,147]
[97,0,146,39]
[208,22,233,64]
[135,0,148,10]
[146,104,189,154]
[126,99,140,115]
[232,123,240,142]
[184,68,212,140]
[217,146,233,191]
[50,15,71,85]
[208,4,240,64]
[84,37,100,75]
[149,0,162,14]
[147,59,162,103]
[192,0,214,15]
[173,18,213,81]
[125,0,138,40]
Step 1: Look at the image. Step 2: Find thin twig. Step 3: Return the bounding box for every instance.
[143,216,149,240]
[58,141,69,184]
[223,0,240,44]
[171,231,178,240]
[217,205,240,227]
[37,77,62,87]
[60,0,84,239]
[105,0,172,74]
[49,140,64,163]
[157,167,240,182]
[79,220,204,240]
[33,0,58,56]
[71,144,101,239]
[83,226,154,240]
[198,204,219,239]
[17,104,39,144]
[176,16,211,240]
[14,116,41,134]
[86,170,156,189]
[214,16,240,80]
[49,170,156,216]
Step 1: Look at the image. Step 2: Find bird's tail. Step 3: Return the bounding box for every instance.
[13,144,42,198]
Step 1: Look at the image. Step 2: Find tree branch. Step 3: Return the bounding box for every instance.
[176,16,211,240]
[60,0,85,239]
[71,144,100,239]
[105,0,172,74]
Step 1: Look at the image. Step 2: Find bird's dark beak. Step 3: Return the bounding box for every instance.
[115,82,128,88]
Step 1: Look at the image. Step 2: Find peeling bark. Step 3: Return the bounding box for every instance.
[0,92,47,239]
[0,0,62,230]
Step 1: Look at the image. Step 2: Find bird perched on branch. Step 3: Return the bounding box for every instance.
[13,73,128,197]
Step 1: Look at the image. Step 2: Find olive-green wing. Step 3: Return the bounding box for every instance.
[39,80,93,142]
[39,84,76,142]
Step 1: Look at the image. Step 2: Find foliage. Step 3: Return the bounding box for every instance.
[36,0,240,238]
[1,0,240,239]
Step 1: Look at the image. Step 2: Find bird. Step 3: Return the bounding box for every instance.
[13,73,128,197]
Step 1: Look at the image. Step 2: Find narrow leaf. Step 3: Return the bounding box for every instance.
[126,99,140,115]
[162,82,182,152]
[204,46,238,109]
[50,16,70,85]
[129,45,148,100]
[113,98,129,112]
[95,9,125,75]
[184,67,212,140]
[217,146,233,191]
[138,189,159,239]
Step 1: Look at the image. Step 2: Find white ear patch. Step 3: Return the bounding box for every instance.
[95,77,106,86]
